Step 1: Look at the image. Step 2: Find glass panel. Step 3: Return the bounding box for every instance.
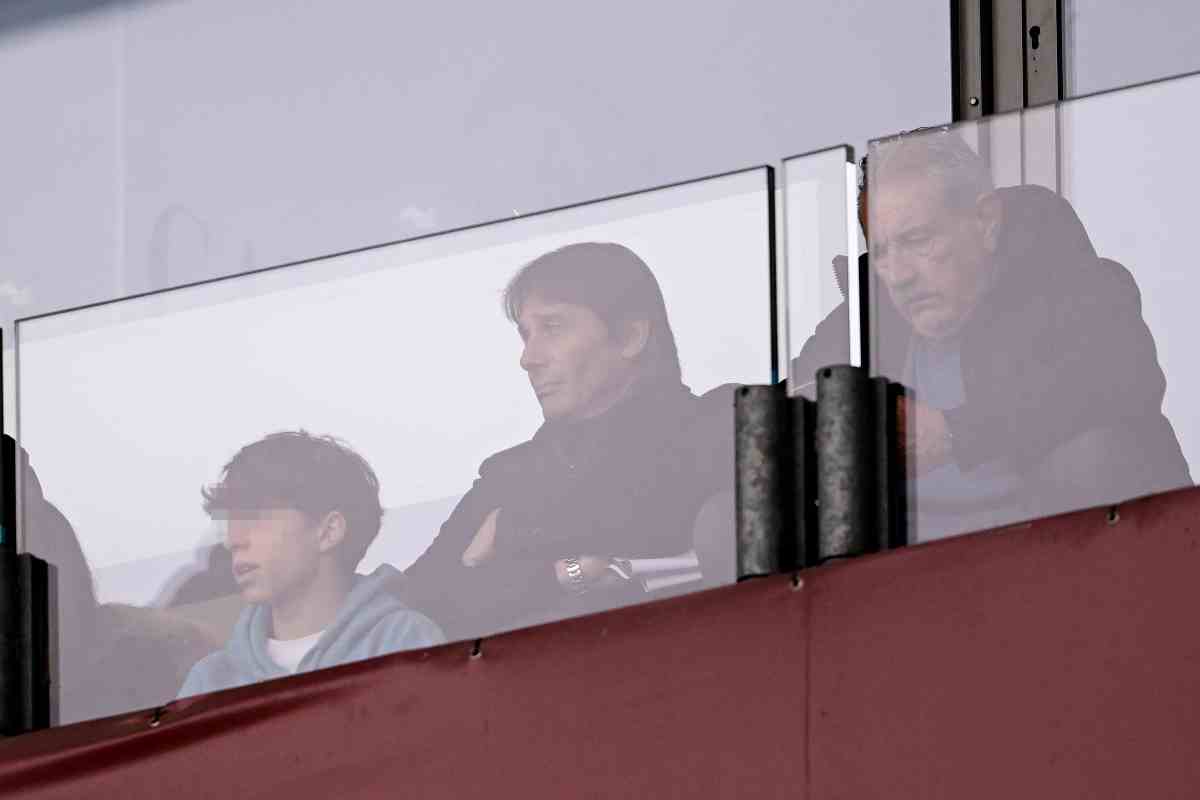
[15,167,775,725]
[783,146,860,399]
[867,71,1198,546]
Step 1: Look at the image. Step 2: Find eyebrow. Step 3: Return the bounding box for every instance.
[520,309,570,326]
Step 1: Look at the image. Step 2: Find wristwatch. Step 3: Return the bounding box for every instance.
[563,557,587,594]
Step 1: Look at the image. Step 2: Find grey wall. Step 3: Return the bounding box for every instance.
[1064,0,1200,98]
[2,0,949,336]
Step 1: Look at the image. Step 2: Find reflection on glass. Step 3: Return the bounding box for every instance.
[16,167,774,723]
[784,146,859,398]
[868,78,1197,544]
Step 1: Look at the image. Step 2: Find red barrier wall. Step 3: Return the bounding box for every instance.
[2,487,1199,798]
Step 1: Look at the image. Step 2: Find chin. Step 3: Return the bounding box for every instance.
[238,585,270,605]
[912,313,961,340]
[538,400,573,420]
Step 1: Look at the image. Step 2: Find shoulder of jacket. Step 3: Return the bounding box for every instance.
[478,437,539,477]
[690,384,736,428]
[368,604,447,650]
[179,648,236,696]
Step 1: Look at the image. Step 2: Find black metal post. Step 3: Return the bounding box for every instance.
[735,384,792,578]
[815,365,877,560]
[873,377,908,550]
[0,328,52,734]
[790,394,818,568]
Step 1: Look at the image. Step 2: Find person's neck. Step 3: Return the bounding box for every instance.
[571,372,641,423]
[270,565,352,641]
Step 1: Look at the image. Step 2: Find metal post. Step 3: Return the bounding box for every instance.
[735,384,792,578]
[952,0,989,120]
[815,366,877,560]
[0,328,51,735]
[791,395,818,568]
[953,0,1063,121]
[874,378,908,550]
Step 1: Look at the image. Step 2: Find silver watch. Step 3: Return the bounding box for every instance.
[563,557,587,593]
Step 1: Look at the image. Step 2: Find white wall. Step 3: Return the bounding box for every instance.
[1064,0,1200,98]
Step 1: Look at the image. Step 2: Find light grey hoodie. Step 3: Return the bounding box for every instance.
[178,565,444,698]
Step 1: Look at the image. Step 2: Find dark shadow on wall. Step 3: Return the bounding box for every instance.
[0,0,156,41]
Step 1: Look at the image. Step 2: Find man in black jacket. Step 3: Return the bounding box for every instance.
[865,130,1190,540]
[400,243,733,641]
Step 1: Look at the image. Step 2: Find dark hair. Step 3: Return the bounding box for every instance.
[502,242,682,385]
[202,431,383,571]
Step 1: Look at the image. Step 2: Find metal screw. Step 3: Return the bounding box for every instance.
[968,96,980,107]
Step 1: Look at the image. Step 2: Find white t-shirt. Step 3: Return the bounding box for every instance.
[266,630,324,673]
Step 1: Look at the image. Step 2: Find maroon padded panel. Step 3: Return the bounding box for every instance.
[806,487,1200,799]
[0,573,808,799]
[3,487,1200,798]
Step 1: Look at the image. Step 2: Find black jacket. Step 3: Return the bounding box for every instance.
[400,381,734,640]
[795,185,1190,523]
[901,186,1185,476]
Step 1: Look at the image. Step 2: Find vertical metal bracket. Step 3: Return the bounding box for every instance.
[953,0,1063,121]
[874,378,908,551]
[0,552,50,735]
[1023,0,1062,107]
[952,0,989,120]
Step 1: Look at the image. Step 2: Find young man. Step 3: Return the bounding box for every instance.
[178,431,444,697]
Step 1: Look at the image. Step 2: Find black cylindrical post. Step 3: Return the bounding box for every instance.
[0,550,19,734]
[0,361,52,734]
[735,383,792,578]
[0,330,12,556]
[873,378,908,550]
[816,365,877,560]
[790,395,818,568]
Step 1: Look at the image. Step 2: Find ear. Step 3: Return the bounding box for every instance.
[974,190,1004,254]
[619,319,651,360]
[315,511,348,554]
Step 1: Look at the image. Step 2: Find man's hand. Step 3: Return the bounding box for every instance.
[554,556,623,593]
[461,508,501,567]
[897,396,953,476]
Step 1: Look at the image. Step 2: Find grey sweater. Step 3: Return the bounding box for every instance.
[178,565,444,698]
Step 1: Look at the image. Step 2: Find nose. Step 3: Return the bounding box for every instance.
[875,244,918,294]
[223,520,248,552]
[520,334,547,375]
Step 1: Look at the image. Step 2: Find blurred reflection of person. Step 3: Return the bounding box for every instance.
[399,243,733,641]
[868,130,1190,539]
[178,432,444,698]
[16,445,216,724]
